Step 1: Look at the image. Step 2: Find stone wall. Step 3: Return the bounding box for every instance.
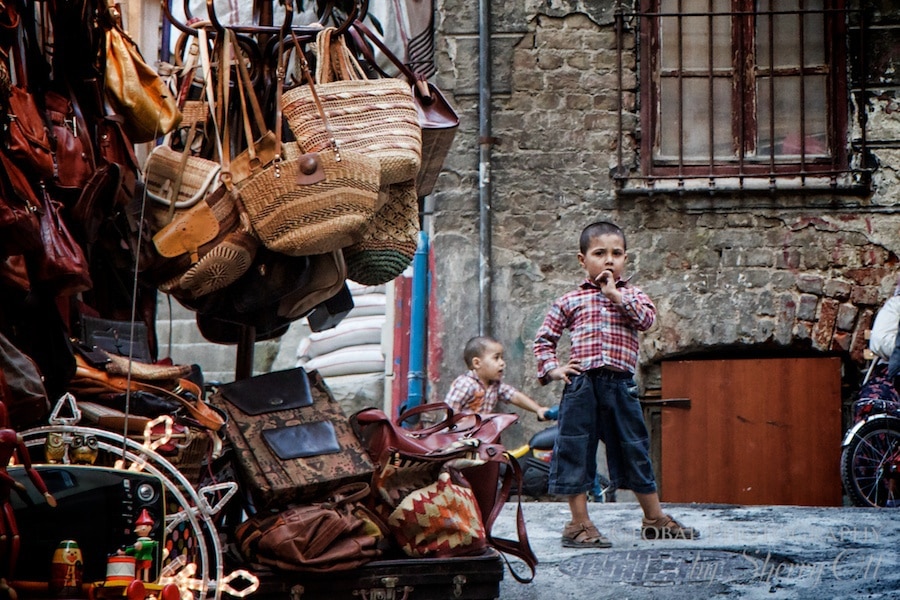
[428,0,900,445]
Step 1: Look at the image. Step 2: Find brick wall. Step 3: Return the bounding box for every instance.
[429,1,900,428]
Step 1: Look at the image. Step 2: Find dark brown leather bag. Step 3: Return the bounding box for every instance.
[44,88,95,190]
[234,483,387,573]
[6,85,55,180]
[29,186,93,297]
[0,329,51,428]
[0,150,41,255]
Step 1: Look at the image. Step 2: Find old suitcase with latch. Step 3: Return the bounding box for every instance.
[250,548,504,600]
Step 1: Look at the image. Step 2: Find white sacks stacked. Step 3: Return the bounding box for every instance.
[296,283,387,412]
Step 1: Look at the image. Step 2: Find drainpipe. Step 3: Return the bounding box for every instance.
[478,0,493,336]
[405,231,430,411]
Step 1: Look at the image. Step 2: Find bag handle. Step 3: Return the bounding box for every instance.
[483,455,539,583]
[290,29,342,161]
[396,401,455,429]
[348,19,434,103]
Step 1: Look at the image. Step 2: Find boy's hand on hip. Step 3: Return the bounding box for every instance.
[549,360,582,384]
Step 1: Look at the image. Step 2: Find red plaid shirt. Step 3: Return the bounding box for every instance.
[534,278,656,383]
[444,370,516,414]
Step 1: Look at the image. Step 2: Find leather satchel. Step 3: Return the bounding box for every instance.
[350,402,519,464]
[43,87,96,190]
[235,483,388,573]
[0,150,41,255]
[6,85,55,180]
[29,188,93,297]
[211,368,376,510]
[0,329,51,428]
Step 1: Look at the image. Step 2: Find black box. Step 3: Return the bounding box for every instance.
[252,549,504,600]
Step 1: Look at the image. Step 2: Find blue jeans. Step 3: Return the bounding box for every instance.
[549,369,657,496]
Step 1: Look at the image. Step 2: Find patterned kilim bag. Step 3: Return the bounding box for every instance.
[388,470,487,558]
[373,450,489,559]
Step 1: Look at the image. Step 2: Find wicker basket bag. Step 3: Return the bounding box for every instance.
[282,28,421,186]
[236,30,380,257]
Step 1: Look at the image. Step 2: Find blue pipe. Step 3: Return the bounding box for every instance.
[405,231,430,412]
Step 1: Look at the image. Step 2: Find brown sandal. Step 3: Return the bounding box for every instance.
[561,522,612,548]
[641,514,700,540]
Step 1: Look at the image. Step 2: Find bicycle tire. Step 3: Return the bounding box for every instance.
[840,416,900,507]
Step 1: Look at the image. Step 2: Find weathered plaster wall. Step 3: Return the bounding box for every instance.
[428,1,900,444]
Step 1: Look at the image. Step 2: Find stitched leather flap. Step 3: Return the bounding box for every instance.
[262,420,341,460]
[152,200,219,259]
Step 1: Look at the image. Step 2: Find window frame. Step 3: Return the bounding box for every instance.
[635,0,850,183]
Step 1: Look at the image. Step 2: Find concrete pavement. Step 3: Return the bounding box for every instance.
[491,501,900,599]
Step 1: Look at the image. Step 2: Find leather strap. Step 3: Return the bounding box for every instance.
[484,455,539,583]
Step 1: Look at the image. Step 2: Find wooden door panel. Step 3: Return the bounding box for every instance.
[660,357,842,506]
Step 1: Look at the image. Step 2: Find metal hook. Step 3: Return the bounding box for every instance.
[160,0,197,36]
[205,0,225,36]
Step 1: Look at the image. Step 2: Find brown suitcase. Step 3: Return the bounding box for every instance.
[250,548,504,600]
[211,367,375,511]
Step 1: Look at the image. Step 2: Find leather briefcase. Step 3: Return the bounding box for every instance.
[211,368,375,510]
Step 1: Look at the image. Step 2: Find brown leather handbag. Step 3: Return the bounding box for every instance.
[0,150,41,255]
[43,87,96,190]
[29,186,93,297]
[234,483,388,573]
[6,85,56,180]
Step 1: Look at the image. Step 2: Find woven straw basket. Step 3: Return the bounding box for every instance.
[282,78,422,186]
[344,179,419,285]
[144,144,221,217]
[237,142,380,256]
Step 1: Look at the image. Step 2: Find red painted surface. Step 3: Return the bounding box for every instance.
[391,273,412,418]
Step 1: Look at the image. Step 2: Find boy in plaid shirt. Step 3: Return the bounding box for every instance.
[534,221,698,548]
[445,336,550,420]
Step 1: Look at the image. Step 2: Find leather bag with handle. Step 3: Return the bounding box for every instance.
[28,183,93,297]
[43,86,96,191]
[102,6,182,143]
[350,402,519,461]
[351,402,538,582]
[234,482,388,573]
[141,29,258,300]
[0,329,51,428]
[349,20,459,197]
[0,149,41,255]
[237,30,379,257]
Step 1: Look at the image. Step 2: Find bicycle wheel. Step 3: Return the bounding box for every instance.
[840,417,900,507]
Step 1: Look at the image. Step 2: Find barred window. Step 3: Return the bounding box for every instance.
[616,0,869,193]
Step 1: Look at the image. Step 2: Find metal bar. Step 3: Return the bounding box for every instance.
[799,0,807,178]
[707,0,714,176]
[677,0,685,178]
[478,0,493,336]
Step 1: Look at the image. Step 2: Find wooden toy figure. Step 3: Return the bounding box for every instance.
[49,539,83,597]
[124,510,158,582]
[0,401,57,582]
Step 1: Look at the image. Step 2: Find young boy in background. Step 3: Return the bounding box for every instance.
[445,335,550,420]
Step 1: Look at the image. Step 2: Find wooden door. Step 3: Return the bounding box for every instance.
[660,357,842,506]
